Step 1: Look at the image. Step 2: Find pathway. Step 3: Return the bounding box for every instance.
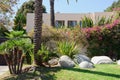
[0,66,8,75]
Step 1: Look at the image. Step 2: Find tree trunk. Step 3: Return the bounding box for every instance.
[50,0,55,27]
[34,0,43,66]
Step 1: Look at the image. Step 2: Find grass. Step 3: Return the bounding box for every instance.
[1,64,120,80]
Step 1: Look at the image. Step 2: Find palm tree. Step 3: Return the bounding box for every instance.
[67,0,78,3]
[33,0,77,66]
[50,0,55,27]
[49,0,78,27]
[34,0,43,66]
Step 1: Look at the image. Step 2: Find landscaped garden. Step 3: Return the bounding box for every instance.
[0,0,120,80]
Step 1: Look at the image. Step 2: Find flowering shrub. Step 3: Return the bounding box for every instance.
[82,18,120,59]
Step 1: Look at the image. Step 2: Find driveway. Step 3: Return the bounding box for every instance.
[0,66,8,75]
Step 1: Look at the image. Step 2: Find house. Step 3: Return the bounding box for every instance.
[26,12,115,33]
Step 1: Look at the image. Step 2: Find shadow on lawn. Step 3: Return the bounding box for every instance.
[3,66,120,80]
[64,67,120,79]
[3,67,61,80]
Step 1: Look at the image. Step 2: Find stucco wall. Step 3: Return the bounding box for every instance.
[26,12,115,33]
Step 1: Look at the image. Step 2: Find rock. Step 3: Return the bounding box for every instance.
[91,56,113,64]
[59,55,75,68]
[117,60,120,65]
[79,61,94,68]
[48,58,59,66]
[74,54,91,64]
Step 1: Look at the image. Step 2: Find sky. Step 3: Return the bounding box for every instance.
[15,0,117,14]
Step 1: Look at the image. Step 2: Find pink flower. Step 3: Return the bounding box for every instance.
[105,24,113,29]
[86,33,90,38]
[112,19,119,26]
[98,36,102,40]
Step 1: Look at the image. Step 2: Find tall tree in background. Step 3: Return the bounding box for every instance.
[14,0,46,31]
[49,0,78,27]
[0,0,18,25]
[0,0,18,13]
[13,14,26,31]
[105,0,120,12]
[16,0,46,19]
[34,0,43,66]
[0,0,18,37]
[50,0,55,27]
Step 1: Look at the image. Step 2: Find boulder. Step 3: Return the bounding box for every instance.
[117,60,120,65]
[74,54,91,64]
[79,61,94,68]
[59,55,75,68]
[48,58,59,66]
[91,56,113,64]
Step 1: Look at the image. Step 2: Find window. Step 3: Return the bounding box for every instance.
[79,21,82,28]
[68,21,77,27]
[55,20,65,28]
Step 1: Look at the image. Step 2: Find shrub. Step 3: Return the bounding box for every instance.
[81,16,94,28]
[13,13,26,32]
[37,44,49,63]
[82,18,120,59]
[96,16,113,26]
[0,31,33,74]
[28,26,86,58]
[36,43,57,66]
[57,41,78,58]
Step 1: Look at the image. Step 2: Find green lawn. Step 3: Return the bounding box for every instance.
[1,64,120,80]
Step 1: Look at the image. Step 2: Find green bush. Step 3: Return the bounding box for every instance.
[57,41,78,58]
[37,44,50,63]
[96,16,113,26]
[0,31,33,74]
[13,14,26,32]
[36,43,58,66]
[82,18,120,59]
[81,16,94,28]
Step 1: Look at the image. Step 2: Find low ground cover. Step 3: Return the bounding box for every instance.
[1,64,120,80]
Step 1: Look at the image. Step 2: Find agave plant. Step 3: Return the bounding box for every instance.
[57,41,78,58]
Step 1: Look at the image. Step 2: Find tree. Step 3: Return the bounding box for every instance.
[33,0,77,66]
[13,13,26,31]
[49,0,78,27]
[0,31,33,74]
[0,0,18,13]
[0,0,18,37]
[16,0,46,19]
[34,0,43,66]
[50,0,55,27]
[14,0,46,31]
[105,0,120,12]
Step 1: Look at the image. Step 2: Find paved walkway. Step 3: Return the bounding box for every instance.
[0,66,8,75]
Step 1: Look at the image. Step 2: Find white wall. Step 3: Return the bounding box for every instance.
[26,12,115,33]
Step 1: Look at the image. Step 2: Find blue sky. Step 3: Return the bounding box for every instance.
[16,0,117,13]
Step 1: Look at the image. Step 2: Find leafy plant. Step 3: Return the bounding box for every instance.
[57,41,78,58]
[5,30,24,39]
[81,16,93,28]
[83,18,120,59]
[97,16,106,26]
[36,44,50,65]
[13,13,26,31]
[0,31,33,74]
